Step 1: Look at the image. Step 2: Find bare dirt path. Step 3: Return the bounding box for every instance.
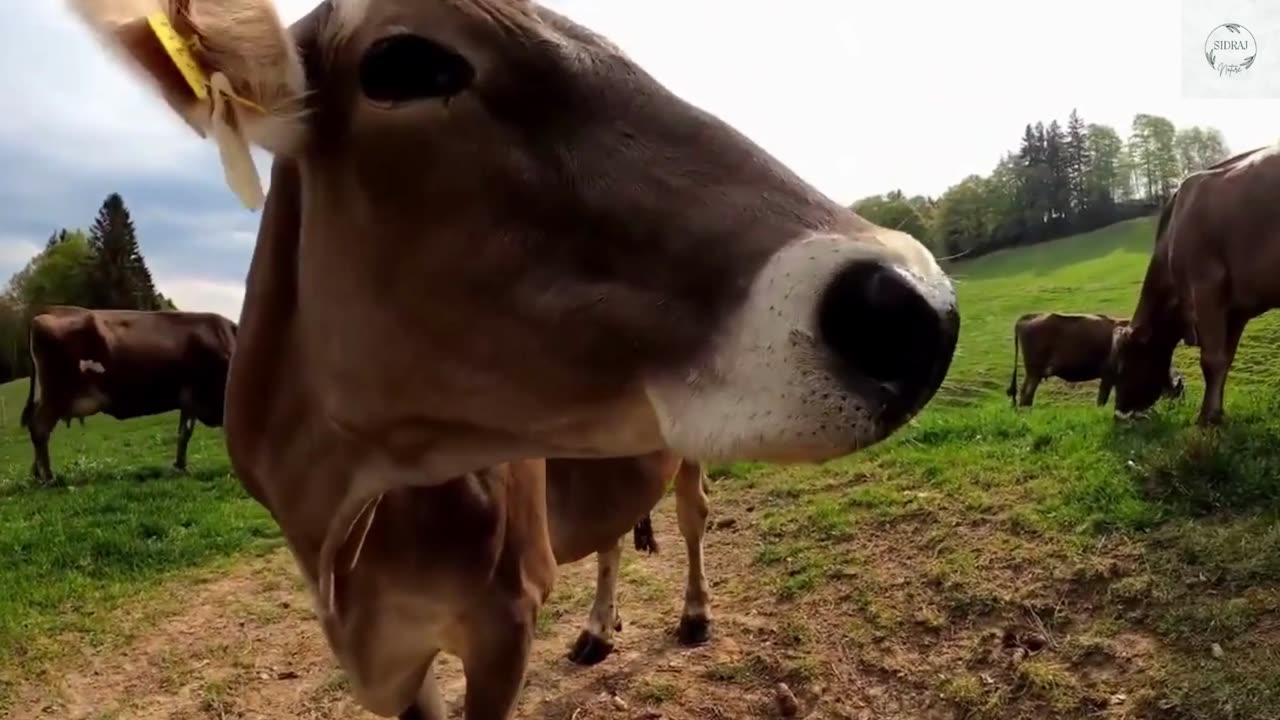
[8,490,920,720]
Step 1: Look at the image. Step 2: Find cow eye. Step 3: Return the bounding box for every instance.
[359,34,475,103]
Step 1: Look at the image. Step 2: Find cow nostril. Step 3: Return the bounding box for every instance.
[816,260,956,417]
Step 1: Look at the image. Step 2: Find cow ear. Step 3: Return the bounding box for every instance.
[1119,323,1149,346]
[1109,326,1127,363]
[66,0,309,157]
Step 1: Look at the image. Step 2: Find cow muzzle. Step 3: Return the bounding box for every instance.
[816,258,960,430]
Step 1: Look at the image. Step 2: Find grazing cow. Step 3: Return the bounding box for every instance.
[1008,312,1184,408]
[67,1,960,717]
[1114,145,1280,425]
[548,455,711,666]
[20,305,237,482]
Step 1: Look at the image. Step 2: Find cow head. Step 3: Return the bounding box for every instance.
[1112,324,1178,418]
[66,0,959,466]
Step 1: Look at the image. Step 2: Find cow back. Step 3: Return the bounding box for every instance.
[1019,313,1122,383]
[36,308,236,423]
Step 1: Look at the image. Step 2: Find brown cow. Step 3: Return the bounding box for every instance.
[1114,144,1280,425]
[549,456,712,665]
[1008,312,1184,408]
[20,305,237,483]
[67,1,960,717]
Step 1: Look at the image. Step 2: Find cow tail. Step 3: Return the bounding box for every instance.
[20,324,37,429]
[1007,330,1020,407]
[633,513,659,555]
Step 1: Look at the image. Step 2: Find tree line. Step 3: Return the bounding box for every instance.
[0,193,174,383]
[851,111,1230,260]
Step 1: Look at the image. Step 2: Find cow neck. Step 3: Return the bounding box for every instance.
[306,432,563,623]
[1130,238,1184,356]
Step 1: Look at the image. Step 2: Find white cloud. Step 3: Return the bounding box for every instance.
[0,4,216,178]
[133,207,260,249]
[0,235,41,278]
[153,271,246,322]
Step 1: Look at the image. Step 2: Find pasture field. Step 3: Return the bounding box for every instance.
[3,215,1280,719]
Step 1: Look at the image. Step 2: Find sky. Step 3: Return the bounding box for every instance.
[3,0,1279,321]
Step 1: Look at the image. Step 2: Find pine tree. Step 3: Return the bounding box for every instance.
[1017,124,1050,230]
[1065,109,1091,216]
[1044,120,1070,220]
[1018,124,1040,169]
[133,259,161,311]
[87,193,162,310]
[43,228,75,251]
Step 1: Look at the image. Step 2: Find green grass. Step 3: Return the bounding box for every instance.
[3,215,1280,718]
[0,380,278,701]
[725,216,1280,718]
[937,217,1280,408]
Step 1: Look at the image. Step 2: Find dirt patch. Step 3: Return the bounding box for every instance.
[6,484,1172,720]
[7,491,924,719]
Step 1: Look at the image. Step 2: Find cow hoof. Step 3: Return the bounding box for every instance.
[677,614,711,646]
[568,631,614,666]
[173,464,189,475]
[614,616,623,633]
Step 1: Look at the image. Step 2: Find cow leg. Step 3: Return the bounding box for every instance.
[568,540,623,666]
[27,403,59,484]
[1018,373,1042,407]
[399,685,444,720]
[174,410,197,472]
[399,655,447,720]
[674,460,712,646]
[461,610,535,720]
[1097,376,1114,406]
[1197,313,1246,426]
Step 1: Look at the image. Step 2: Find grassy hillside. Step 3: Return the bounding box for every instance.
[939,216,1280,406]
[3,215,1280,718]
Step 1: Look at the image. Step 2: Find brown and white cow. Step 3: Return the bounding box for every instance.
[65,1,960,717]
[1114,144,1280,425]
[1008,312,1183,408]
[21,305,237,483]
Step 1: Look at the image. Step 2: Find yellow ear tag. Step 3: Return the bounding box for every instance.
[146,13,265,210]
[210,72,265,210]
[145,13,209,101]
